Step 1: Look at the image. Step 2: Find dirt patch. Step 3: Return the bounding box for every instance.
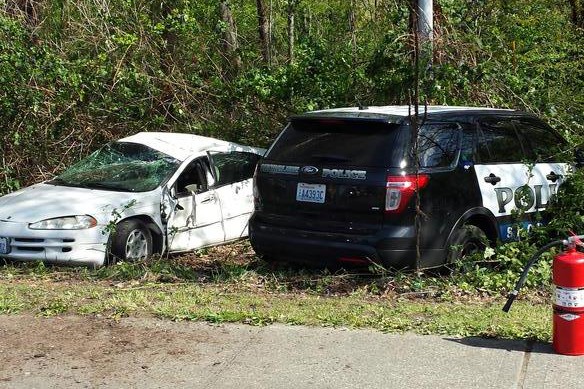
[0,314,240,388]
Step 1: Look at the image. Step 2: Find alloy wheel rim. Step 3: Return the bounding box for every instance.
[125,229,148,260]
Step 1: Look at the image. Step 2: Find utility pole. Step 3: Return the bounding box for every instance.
[417,0,433,45]
[411,0,433,272]
[416,0,433,88]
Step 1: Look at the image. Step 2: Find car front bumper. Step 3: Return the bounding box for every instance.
[0,220,108,267]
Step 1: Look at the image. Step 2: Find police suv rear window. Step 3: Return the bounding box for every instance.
[514,119,567,162]
[266,118,405,167]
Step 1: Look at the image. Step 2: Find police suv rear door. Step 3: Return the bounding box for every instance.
[474,117,567,240]
[255,117,407,234]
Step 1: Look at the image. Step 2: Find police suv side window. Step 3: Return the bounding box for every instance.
[515,119,565,162]
[417,124,461,168]
[460,126,477,164]
[477,120,525,163]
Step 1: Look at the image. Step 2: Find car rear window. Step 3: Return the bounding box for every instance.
[266,118,406,167]
[514,119,567,162]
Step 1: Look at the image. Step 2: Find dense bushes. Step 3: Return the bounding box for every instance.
[0,0,583,195]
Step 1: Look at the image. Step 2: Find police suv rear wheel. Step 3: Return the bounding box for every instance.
[447,225,488,269]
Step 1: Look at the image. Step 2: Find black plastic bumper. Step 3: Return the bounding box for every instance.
[249,218,446,270]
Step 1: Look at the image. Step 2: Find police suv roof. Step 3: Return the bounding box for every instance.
[295,105,525,123]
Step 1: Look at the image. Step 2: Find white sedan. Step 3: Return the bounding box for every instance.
[0,132,265,267]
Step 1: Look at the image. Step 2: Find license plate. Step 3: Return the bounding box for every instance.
[0,237,9,254]
[296,183,326,203]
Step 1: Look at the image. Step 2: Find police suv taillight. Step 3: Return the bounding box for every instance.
[385,174,430,214]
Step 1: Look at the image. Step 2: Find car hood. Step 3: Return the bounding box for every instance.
[0,183,152,223]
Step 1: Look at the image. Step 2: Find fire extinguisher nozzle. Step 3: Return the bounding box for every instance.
[502,240,564,313]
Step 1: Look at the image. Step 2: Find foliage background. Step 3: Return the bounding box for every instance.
[0,0,583,194]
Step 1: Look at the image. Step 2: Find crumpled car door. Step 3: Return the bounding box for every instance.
[207,150,260,241]
[166,158,225,252]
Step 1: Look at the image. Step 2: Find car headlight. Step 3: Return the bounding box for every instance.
[29,215,98,230]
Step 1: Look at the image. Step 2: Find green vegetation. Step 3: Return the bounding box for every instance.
[0,278,549,340]
[0,242,553,341]
[1,0,583,192]
[1,0,583,342]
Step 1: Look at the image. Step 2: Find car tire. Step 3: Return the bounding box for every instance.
[446,225,488,270]
[109,219,153,263]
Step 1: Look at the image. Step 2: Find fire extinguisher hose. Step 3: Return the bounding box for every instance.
[502,239,564,312]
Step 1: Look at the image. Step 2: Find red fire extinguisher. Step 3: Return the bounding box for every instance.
[503,235,584,355]
[552,242,584,355]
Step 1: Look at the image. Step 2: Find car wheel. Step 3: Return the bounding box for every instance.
[110,219,153,262]
[446,225,488,270]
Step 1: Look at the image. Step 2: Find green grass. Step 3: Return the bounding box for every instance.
[0,281,550,340]
[0,246,552,342]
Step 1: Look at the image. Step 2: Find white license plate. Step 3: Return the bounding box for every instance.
[0,237,9,254]
[296,183,326,203]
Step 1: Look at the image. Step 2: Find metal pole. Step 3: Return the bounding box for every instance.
[417,0,433,44]
[416,0,433,99]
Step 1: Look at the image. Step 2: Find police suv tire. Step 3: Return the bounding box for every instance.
[109,219,153,263]
[446,225,487,265]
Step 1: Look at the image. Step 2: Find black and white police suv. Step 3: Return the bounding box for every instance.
[249,105,571,269]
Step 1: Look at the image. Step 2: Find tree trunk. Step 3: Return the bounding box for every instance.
[156,1,177,75]
[569,0,584,28]
[349,0,357,57]
[287,0,297,63]
[219,1,242,75]
[256,0,271,64]
[408,0,417,63]
[302,7,311,39]
[151,1,179,122]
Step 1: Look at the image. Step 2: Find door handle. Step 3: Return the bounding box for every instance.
[484,173,501,185]
[546,172,562,182]
[200,194,215,204]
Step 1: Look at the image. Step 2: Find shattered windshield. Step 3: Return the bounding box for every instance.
[50,142,180,192]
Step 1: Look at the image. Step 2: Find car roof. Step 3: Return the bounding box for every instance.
[119,132,265,162]
[298,105,520,123]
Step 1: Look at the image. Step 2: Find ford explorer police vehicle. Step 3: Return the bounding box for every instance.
[249,106,570,269]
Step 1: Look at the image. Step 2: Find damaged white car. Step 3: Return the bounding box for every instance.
[0,132,265,267]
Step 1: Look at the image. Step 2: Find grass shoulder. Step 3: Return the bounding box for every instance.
[0,241,552,342]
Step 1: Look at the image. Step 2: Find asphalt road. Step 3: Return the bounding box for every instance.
[0,314,583,388]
